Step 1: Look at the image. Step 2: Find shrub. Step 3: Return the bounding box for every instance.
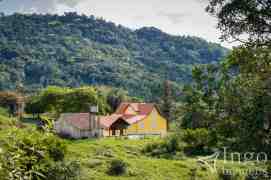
[142,134,183,159]
[0,107,15,127]
[165,134,179,153]
[46,161,80,180]
[107,159,127,176]
[218,170,241,180]
[58,132,75,139]
[143,142,160,154]
[0,128,80,180]
[0,107,9,116]
[182,128,215,155]
[0,114,12,126]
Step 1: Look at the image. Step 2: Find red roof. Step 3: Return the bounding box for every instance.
[99,114,147,128]
[61,113,90,130]
[115,103,155,115]
[99,103,154,128]
[99,114,122,128]
[58,103,157,130]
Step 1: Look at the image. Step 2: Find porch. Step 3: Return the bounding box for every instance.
[106,118,130,137]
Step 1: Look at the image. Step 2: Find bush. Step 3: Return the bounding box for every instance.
[218,170,241,180]
[107,159,127,176]
[0,107,13,127]
[165,134,179,153]
[0,128,80,180]
[46,161,80,180]
[142,134,183,159]
[182,128,215,155]
[0,107,9,116]
[0,114,12,126]
[58,132,75,139]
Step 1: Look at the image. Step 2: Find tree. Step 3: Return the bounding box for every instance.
[206,0,271,46]
[106,88,130,112]
[0,13,227,100]
[181,64,222,130]
[223,46,271,152]
[25,94,46,118]
[25,86,111,116]
[0,91,22,116]
[182,46,271,153]
[160,80,174,130]
[178,0,271,156]
[0,128,80,180]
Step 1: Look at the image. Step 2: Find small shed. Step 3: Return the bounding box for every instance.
[54,113,102,139]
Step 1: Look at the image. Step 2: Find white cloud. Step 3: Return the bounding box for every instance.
[158,12,188,24]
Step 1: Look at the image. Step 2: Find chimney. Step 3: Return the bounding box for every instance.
[89,105,99,136]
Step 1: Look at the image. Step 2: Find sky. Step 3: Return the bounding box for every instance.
[0,0,237,48]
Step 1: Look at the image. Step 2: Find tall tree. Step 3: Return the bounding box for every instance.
[161,80,174,130]
[206,0,271,46]
[181,0,271,154]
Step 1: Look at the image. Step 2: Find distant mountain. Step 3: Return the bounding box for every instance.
[0,12,228,100]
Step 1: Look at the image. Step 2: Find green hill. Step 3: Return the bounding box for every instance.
[0,12,228,99]
[65,138,260,180]
[0,110,259,180]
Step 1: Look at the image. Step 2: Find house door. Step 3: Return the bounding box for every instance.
[112,129,116,136]
[120,129,123,136]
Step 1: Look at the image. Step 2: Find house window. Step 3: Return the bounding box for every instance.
[139,121,144,129]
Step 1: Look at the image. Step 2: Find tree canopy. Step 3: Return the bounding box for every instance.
[206,0,271,46]
[179,0,271,156]
[0,13,228,100]
[25,86,113,116]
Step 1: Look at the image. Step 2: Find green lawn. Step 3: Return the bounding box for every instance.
[0,110,265,180]
[65,138,262,180]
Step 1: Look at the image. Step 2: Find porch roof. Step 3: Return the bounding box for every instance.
[99,114,147,128]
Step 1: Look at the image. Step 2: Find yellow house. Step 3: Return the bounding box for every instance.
[100,102,168,137]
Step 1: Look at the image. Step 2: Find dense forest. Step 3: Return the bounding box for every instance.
[0,0,271,179]
[0,13,228,100]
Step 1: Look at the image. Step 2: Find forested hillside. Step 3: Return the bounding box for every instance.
[0,12,228,99]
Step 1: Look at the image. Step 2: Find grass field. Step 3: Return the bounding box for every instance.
[65,138,264,180]
[0,110,266,180]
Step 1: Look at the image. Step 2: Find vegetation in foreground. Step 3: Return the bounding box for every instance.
[0,110,269,180]
[0,0,270,179]
[65,137,269,180]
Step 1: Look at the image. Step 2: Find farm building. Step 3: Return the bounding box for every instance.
[54,113,101,139]
[54,102,168,139]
